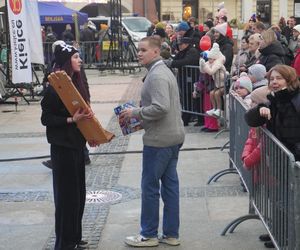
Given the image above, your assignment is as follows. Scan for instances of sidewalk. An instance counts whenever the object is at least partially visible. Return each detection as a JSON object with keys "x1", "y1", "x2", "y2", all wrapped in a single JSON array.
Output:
[{"x1": 0, "y1": 70, "x2": 267, "y2": 250}]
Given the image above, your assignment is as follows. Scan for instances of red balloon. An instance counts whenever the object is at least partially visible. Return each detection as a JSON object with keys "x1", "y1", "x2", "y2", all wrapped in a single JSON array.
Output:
[{"x1": 199, "y1": 35, "x2": 211, "y2": 51}]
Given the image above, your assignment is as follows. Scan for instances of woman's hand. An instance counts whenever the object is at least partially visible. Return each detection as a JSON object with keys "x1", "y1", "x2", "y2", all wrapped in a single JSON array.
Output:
[
  {"x1": 73, "y1": 107, "x2": 94, "y2": 123},
  {"x1": 88, "y1": 140, "x2": 98, "y2": 147},
  {"x1": 259, "y1": 107, "x2": 271, "y2": 120}
]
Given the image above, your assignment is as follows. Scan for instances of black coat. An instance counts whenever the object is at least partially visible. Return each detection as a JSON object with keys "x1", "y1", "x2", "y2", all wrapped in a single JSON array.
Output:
[
  {"x1": 41, "y1": 86, "x2": 86, "y2": 149},
  {"x1": 216, "y1": 35, "x2": 234, "y2": 72},
  {"x1": 245, "y1": 88, "x2": 300, "y2": 160},
  {"x1": 171, "y1": 45, "x2": 200, "y2": 68},
  {"x1": 184, "y1": 28, "x2": 201, "y2": 50},
  {"x1": 258, "y1": 41, "x2": 285, "y2": 71}
]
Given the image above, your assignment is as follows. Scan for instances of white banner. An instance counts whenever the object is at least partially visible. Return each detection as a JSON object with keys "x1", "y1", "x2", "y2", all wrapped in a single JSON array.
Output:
[
  {"x1": 7, "y1": 0, "x2": 32, "y2": 83},
  {"x1": 25, "y1": 0, "x2": 44, "y2": 65}
]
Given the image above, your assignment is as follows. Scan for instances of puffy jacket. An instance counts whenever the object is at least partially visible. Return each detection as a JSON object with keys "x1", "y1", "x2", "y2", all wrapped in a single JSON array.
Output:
[
  {"x1": 244, "y1": 88, "x2": 300, "y2": 161},
  {"x1": 291, "y1": 49, "x2": 300, "y2": 77},
  {"x1": 242, "y1": 128, "x2": 261, "y2": 169},
  {"x1": 257, "y1": 41, "x2": 285, "y2": 71}
]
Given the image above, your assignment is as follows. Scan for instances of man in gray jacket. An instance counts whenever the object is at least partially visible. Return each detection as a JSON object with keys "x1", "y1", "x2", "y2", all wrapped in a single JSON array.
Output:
[{"x1": 120, "y1": 36, "x2": 185, "y2": 247}]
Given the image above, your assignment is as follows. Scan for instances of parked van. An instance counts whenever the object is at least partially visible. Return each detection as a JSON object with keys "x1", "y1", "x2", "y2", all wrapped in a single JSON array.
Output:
[{"x1": 88, "y1": 16, "x2": 151, "y2": 46}]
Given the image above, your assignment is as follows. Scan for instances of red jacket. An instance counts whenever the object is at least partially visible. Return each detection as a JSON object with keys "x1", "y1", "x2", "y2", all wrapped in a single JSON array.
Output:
[
  {"x1": 242, "y1": 128, "x2": 261, "y2": 184},
  {"x1": 226, "y1": 25, "x2": 233, "y2": 39},
  {"x1": 291, "y1": 49, "x2": 300, "y2": 77},
  {"x1": 242, "y1": 128, "x2": 260, "y2": 169}
]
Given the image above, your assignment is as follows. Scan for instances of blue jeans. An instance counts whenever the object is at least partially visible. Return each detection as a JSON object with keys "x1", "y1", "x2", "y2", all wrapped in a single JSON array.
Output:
[{"x1": 140, "y1": 144, "x2": 181, "y2": 238}]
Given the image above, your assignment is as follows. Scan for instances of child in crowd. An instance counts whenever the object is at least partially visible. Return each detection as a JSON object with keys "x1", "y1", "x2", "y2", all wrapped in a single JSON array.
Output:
[
  {"x1": 242, "y1": 85, "x2": 271, "y2": 247},
  {"x1": 248, "y1": 64, "x2": 268, "y2": 90},
  {"x1": 242, "y1": 86, "x2": 270, "y2": 173},
  {"x1": 199, "y1": 43, "x2": 226, "y2": 117},
  {"x1": 233, "y1": 73, "x2": 253, "y2": 108}
]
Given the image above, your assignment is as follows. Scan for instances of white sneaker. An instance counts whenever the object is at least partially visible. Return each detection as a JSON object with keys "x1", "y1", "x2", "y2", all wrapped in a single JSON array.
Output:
[
  {"x1": 206, "y1": 108, "x2": 216, "y2": 116},
  {"x1": 159, "y1": 235, "x2": 180, "y2": 246},
  {"x1": 125, "y1": 234, "x2": 159, "y2": 247},
  {"x1": 212, "y1": 109, "x2": 221, "y2": 117}
]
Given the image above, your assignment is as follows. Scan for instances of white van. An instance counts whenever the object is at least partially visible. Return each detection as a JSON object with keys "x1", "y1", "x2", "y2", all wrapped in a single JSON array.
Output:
[{"x1": 88, "y1": 16, "x2": 151, "y2": 46}]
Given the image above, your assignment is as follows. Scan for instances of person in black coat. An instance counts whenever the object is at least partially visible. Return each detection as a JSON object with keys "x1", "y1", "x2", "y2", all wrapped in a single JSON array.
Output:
[
  {"x1": 244, "y1": 65, "x2": 300, "y2": 161},
  {"x1": 256, "y1": 29, "x2": 286, "y2": 71},
  {"x1": 168, "y1": 37, "x2": 200, "y2": 126},
  {"x1": 61, "y1": 24, "x2": 75, "y2": 43},
  {"x1": 41, "y1": 44, "x2": 95, "y2": 250}
]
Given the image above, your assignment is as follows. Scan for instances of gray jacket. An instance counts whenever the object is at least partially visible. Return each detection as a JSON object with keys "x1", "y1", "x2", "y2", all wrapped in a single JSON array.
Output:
[{"x1": 132, "y1": 58, "x2": 185, "y2": 147}]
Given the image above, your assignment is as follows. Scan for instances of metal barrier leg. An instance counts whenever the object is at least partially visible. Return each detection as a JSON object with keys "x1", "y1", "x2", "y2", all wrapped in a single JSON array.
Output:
[
  {"x1": 207, "y1": 168, "x2": 238, "y2": 184},
  {"x1": 220, "y1": 140, "x2": 230, "y2": 151},
  {"x1": 221, "y1": 214, "x2": 260, "y2": 236},
  {"x1": 214, "y1": 127, "x2": 229, "y2": 139}
]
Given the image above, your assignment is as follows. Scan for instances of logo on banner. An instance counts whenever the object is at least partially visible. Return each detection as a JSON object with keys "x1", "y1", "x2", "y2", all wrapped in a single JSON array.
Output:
[
  {"x1": 7, "y1": 0, "x2": 32, "y2": 83},
  {"x1": 9, "y1": 0, "x2": 22, "y2": 15}
]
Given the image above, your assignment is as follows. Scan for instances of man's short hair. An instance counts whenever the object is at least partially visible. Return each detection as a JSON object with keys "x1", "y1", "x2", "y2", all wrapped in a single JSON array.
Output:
[
  {"x1": 140, "y1": 36, "x2": 161, "y2": 49},
  {"x1": 253, "y1": 21, "x2": 266, "y2": 31}
]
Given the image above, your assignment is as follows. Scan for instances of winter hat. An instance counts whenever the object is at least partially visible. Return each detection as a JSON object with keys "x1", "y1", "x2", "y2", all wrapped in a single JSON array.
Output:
[
  {"x1": 176, "y1": 21, "x2": 190, "y2": 32},
  {"x1": 54, "y1": 43, "x2": 78, "y2": 67},
  {"x1": 204, "y1": 20, "x2": 214, "y2": 29},
  {"x1": 52, "y1": 40, "x2": 66, "y2": 53},
  {"x1": 217, "y1": 2, "x2": 225, "y2": 11},
  {"x1": 207, "y1": 43, "x2": 222, "y2": 59},
  {"x1": 249, "y1": 13, "x2": 257, "y2": 22},
  {"x1": 235, "y1": 75, "x2": 253, "y2": 93},
  {"x1": 153, "y1": 28, "x2": 166, "y2": 38},
  {"x1": 293, "y1": 24, "x2": 300, "y2": 33},
  {"x1": 248, "y1": 64, "x2": 267, "y2": 81},
  {"x1": 214, "y1": 22, "x2": 227, "y2": 36},
  {"x1": 250, "y1": 86, "x2": 270, "y2": 105},
  {"x1": 217, "y1": 8, "x2": 228, "y2": 18}
]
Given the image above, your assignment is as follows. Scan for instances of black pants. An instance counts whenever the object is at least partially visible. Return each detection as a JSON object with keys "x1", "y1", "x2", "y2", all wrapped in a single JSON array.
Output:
[{"x1": 51, "y1": 145, "x2": 86, "y2": 250}]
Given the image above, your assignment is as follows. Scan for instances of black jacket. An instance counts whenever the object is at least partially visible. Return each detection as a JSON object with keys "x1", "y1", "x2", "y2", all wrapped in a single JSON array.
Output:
[
  {"x1": 258, "y1": 41, "x2": 285, "y2": 71},
  {"x1": 171, "y1": 45, "x2": 200, "y2": 68},
  {"x1": 41, "y1": 86, "x2": 86, "y2": 149},
  {"x1": 184, "y1": 28, "x2": 201, "y2": 50},
  {"x1": 245, "y1": 88, "x2": 300, "y2": 160},
  {"x1": 62, "y1": 30, "x2": 75, "y2": 42},
  {"x1": 216, "y1": 35, "x2": 234, "y2": 72}
]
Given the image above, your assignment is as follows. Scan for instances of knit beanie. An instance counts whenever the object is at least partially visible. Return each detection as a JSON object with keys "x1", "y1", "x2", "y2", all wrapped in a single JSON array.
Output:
[
  {"x1": 176, "y1": 21, "x2": 190, "y2": 32},
  {"x1": 153, "y1": 28, "x2": 166, "y2": 38},
  {"x1": 207, "y1": 43, "x2": 222, "y2": 59},
  {"x1": 204, "y1": 20, "x2": 214, "y2": 29},
  {"x1": 293, "y1": 24, "x2": 300, "y2": 33},
  {"x1": 235, "y1": 75, "x2": 253, "y2": 93},
  {"x1": 52, "y1": 40, "x2": 66, "y2": 54},
  {"x1": 248, "y1": 64, "x2": 267, "y2": 81},
  {"x1": 217, "y1": 2, "x2": 225, "y2": 11},
  {"x1": 54, "y1": 44, "x2": 78, "y2": 67},
  {"x1": 250, "y1": 86, "x2": 270, "y2": 105},
  {"x1": 214, "y1": 22, "x2": 227, "y2": 36}
]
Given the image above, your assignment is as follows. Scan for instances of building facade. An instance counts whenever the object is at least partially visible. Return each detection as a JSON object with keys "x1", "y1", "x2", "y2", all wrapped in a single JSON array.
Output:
[{"x1": 158, "y1": 0, "x2": 295, "y2": 26}]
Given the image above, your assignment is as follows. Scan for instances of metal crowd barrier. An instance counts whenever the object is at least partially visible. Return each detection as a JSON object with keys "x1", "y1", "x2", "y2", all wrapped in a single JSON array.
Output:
[
  {"x1": 177, "y1": 65, "x2": 229, "y2": 127},
  {"x1": 43, "y1": 40, "x2": 139, "y2": 70},
  {"x1": 211, "y1": 92, "x2": 300, "y2": 249},
  {"x1": 176, "y1": 65, "x2": 203, "y2": 117}
]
